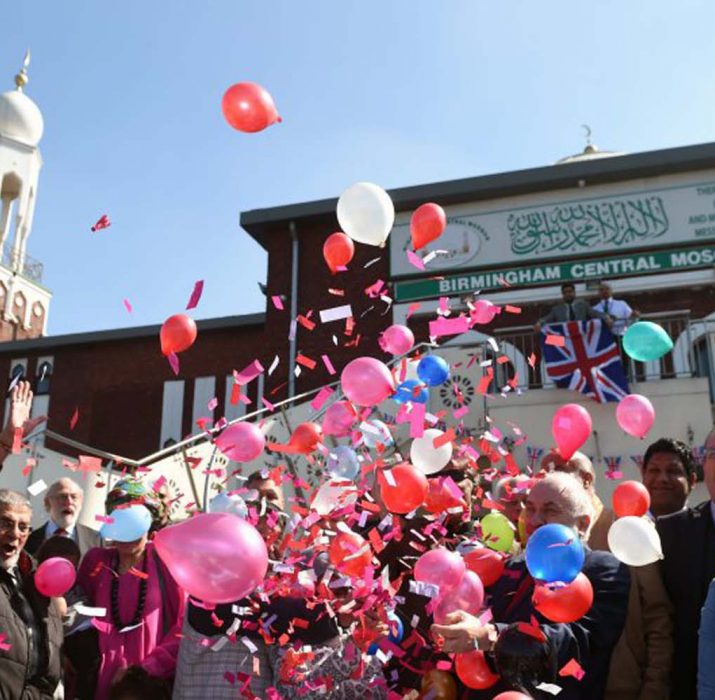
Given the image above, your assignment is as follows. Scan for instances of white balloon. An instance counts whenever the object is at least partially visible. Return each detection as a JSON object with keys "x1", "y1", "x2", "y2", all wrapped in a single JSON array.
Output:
[
  {"x1": 337, "y1": 182, "x2": 395, "y2": 247},
  {"x1": 607, "y1": 516, "x2": 663, "y2": 567},
  {"x1": 208, "y1": 492, "x2": 248, "y2": 519},
  {"x1": 410, "y1": 428, "x2": 453, "y2": 475},
  {"x1": 403, "y1": 359, "x2": 421, "y2": 382}
]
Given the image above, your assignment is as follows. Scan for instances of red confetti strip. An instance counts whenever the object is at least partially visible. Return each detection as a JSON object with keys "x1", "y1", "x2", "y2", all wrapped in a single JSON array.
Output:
[
  {"x1": 70, "y1": 408, "x2": 79, "y2": 431},
  {"x1": 559, "y1": 658, "x2": 585, "y2": 680},
  {"x1": 296, "y1": 354, "x2": 317, "y2": 370},
  {"x1": 505, "y1": 304, "x2": 522, "y2": 313},
  {"x1": 123, "y1": 299, "x2": 133, "y2": 313},
  {"x1": 91, "y1": 214, "x2": 110, "y2": 232},
  {"x1": 545, "y1": 334, "x2": 566, "y2": 347}
]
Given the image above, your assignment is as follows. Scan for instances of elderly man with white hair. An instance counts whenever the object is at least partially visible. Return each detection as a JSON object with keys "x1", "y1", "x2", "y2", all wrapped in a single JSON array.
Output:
[
  {"x1": 432, "y1": 472, "x2": 630, "y2": 699},
  {"x1": 25, "y1": 478, "x2": 101, "y2": 558},
  {"x1": 0, "y1": 488, "x2": 63, "y2": 698}
]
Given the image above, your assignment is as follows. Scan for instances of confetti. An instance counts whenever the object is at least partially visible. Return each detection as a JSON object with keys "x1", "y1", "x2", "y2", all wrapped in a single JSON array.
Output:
[
  {"x1": 28, "y1": 479, "x2": 47, "y2": 496},
  {"x1": 271, "y1": 295, "x2": 284, "y2": 310},
  {"x1": 296, "y1": 354, "x2": 317, "y2": 370},
  {"x1": 429, "y1": 316, "x2": 470, "y2": 338},
  {"x1": 123, "y1": 299, "x2": 133, "y2": 313},
  {"x1": 321, "y1": 354, "x2": 336, "y2": 375},
  {"x1": 186, "y1": 280, "x2": 204, "y2": 310},
  {"x1": 91, "y1": 214, "x2": 111, "y2": 232},
  {"x1": 319, "y1": 305, "x2": 353, "y2": 323},
  {"x1": 406, "y1": 251, "x2": 425, "y2": 271},
  {"x1": 545, "y1": 334, "x2": 566, "y2": 347},
  {"x1": 559, "y1": 658, "x2": 585, "y2": 680},
  {"x1": 310, "y1": 387, "x2": 334, "y2": 411},
  {"x1": 234, "y1": 360, "x2": 264, "y2": 386},
  {"x1": 70, "y1": 407, "x2": 79, "y2": 431},
  {"x1": 167, "y1": 352, "x2": 180, "y2": 375}
]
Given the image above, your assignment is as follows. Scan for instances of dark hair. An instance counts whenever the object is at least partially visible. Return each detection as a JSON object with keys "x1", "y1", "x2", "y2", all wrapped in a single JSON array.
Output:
[
  {"x1": 561, "y1": 282, "x2": 576, "y2": 292},
  {"x1": 36, "y1": 535, "x2": 81, "y2": 564},
  {"x1": 246, "y1": 470, "x2": 272, "y2": 488},
  {"x1": 643, "y1": 438, "x2": 697, "y2": 480},
  {"x1": 494, "y1": 624, "x2": 556, "y2": 695},
  {"x1": 109, "y1": 666, "x2": 171, "y2": 700}
]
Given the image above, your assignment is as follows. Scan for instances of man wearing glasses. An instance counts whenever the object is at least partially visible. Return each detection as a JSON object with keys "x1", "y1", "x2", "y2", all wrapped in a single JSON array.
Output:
[
  {"x1": 0, "y1": 488, "x2": 63, "y2": 698},
  {"x1": 656, "y1": 430, "x2": 715, "y2": 699}
]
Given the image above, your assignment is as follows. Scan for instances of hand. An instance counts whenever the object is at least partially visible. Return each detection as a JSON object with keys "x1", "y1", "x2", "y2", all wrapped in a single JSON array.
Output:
[
  {"x1": 604, "y1": 316, "x2": 614, "y2": 328},
  {"x1": 2, "y1": 381, "x2": 46, "y2": 445},
  {"x1": 430, "y1": 610, "x2": 494, "y2": 654},
  {"x1": 533, "y1": 322, "x2": 542, "y2": 334}
]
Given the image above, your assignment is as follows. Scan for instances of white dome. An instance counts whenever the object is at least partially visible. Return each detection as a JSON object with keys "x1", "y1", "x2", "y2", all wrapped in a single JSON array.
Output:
[{"x1": 0, "y1": 89, "x2": 43, "y2": 147}]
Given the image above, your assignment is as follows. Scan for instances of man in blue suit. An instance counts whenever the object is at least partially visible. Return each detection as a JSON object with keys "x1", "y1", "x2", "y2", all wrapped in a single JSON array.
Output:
[{"x1": 431, "y1": 472, "x2": 630, "y2": 699}]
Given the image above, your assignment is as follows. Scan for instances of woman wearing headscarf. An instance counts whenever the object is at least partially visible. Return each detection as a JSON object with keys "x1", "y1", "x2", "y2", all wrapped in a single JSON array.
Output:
[{"x1": 77, "y1": 477, "x2": 186, "y2": 699}]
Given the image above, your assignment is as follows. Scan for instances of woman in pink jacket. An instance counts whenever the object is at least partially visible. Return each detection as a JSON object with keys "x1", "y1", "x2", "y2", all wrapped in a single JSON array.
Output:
[{"x1": 78, "y1": 478, "x2": 185, "y2": 699}]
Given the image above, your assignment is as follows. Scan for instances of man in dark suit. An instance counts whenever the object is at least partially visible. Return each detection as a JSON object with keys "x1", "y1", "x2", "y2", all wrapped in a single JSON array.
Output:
[
  {"x1": 432, "y1": 472, "x2": 630, "y2": 699},
  {"x1": 657, "y1": 429, "x2": 715, "y2": 700},
  {"x1": 534, "y1": 282, "x2": 612, "y2": 333},
  {"x1": 25, "y1": 478, "x2": 100, "y2": 558}
]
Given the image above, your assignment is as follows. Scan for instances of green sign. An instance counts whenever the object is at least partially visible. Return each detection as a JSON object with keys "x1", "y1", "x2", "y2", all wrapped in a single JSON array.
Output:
[{"x1": 393, "y1": 244, "x2": 715, "y2": 302}]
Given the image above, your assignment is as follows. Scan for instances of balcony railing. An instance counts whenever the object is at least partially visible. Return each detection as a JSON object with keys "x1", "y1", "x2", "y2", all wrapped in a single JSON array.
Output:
[
  {"x1": 0, "y1": 245, "x2": 43, "y2": 284},
  {"x1": 488, "y1": 310, "x2": 715, "y2": 394}
]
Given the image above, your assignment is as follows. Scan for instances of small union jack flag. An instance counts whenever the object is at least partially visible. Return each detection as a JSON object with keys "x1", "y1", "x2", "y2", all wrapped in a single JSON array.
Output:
[
  {"x1": 526, "y1": 446, "x2": 544, "y2": 472},
  {"x1": 604, "y1": 455, "x2": 623, "y2": 480},
  {"x1": 630, "y1": 454, "x2": 644, "y2": 469},
  {"x1": 541, "y1": 320, "x2": 629, "y2": 403}
]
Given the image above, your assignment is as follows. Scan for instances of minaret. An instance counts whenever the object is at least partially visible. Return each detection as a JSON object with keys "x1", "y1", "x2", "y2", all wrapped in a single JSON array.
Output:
[{"x1": 0, "y1": 51, "x2": 51, "y2": 340}]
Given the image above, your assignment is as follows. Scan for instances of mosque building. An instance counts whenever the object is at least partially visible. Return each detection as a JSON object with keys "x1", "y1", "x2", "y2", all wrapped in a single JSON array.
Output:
[{"x1": 0, "y1": 52, "x2": 713, "y2": 521}]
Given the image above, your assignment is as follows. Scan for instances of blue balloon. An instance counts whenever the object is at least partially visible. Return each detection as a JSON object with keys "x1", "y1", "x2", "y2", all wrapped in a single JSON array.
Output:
[
  {"x1": 525, "y1": 523, "x2": 585, "y2": 583},
  {"x1": 368, "y1": 612, "x2": 404, "y2": 655},
  {"x1": 393, "y1": 379, "x2": 428, "y2": 404},
  {"x1": 100, "y1": 504, "x2": 153, "y2": 543},
  {"x1": 417, "y1": 355, "x2": 450, "y2": 386},
  {"x1": 326, "y1": 445, "x2": 361, "y2": 480}
]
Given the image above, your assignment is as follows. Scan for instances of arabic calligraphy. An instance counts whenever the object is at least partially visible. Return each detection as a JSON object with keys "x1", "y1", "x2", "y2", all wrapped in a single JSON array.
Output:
[{"x1": 508, "y1": 195, "x2": 669, "y2": 256}]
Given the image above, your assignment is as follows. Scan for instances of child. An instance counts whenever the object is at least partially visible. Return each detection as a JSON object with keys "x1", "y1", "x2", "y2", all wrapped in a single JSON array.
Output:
[{"x1": 37, "y1": 535, "x2": 100, "y2": 700}]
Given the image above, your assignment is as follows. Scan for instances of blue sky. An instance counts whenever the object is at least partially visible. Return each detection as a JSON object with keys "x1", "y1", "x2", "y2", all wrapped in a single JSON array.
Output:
[{"x1": 3, "y1": 0, "x2": 715, "y2": 335}]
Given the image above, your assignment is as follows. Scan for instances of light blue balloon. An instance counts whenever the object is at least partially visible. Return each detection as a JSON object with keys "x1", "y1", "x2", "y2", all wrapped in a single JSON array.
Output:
[
  {"x1": 417, "y1": 355, "x2": 450, "y2": 386},
  {"x1": 525, "y1": 523, "x2": 585, "y2": 584},
  {"x1": 623, "y1": 321, "x2": 673, "y2": 362},
  {"x1": 361, "y1": 419, "x2": 393, "y2": 448},
  {"x1": 393, "y1": 379, "x2": 428, "y2": 404},
  {"x1": 100, "y1": 504, "x2": 152, "y2": 543},
  {"x1": 208, "y1": 492, "x2": 248, "y2": 519},
  {"x1": 326, "y1": 445, "x2": 360, "y2": 480}
]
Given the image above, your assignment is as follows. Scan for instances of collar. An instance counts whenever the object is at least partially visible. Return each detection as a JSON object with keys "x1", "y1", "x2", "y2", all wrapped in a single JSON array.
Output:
[{"x1": 47, "y1": 520, "x2": 76, "y2": 537}]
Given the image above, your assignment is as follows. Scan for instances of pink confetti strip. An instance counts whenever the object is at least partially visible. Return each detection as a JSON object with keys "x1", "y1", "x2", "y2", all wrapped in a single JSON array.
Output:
[
  {"x1": 123, "y1": 299, "x2": 133, "y2": 313},
  {"x1": 321, "y1": 354, "x2": 336, "y2": 375},
  {"x1": 167, "y1": 352, "x2": 180, "y2": 375},
  {"x1": 95, "y1": 514, "x2": 114, "y2": 524},
  {"x1": 271, "y1": 295, "x2": 284, "y2": 310},
  {"x1": 234, "y1": 359, "x2": 264, "y2": 386},
  {"x1": 429, "y1": 316, "x2": 470, "y2": 338},
  {"x1": 207, "y1": 397, "x2": 218, "y2": 411},
  {"x1": 310, "y1": 387, "x2": 334, "y2": 411},
  {"x1": 406, "y1": 250, "x2": 425, "y2": 271},
  {"x1": 186, "y1": 280, "x2": 204, "y2": 310},
  {"x1": 453, "y1": 405, "x2": 470, "y2": 419},
  {"x1": 406, "y1": 302, "x2": 421, "y2": 320}
]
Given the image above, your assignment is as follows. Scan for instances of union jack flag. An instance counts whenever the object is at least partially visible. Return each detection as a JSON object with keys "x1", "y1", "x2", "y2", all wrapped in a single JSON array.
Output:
[
  {"x1": 541, "y1": 320, "x2": 629, "y2": 403},
  {"x1": 526, "y1": 446, "x2": 544, "y2": 472}
]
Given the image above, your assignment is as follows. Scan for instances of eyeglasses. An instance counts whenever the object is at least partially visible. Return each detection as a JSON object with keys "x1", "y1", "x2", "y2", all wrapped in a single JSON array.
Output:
[{"x1": 0, "y1": 517, "x2": 30, "y2": 536}]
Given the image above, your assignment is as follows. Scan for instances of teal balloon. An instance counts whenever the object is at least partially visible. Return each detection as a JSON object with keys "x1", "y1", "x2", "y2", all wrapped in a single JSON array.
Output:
[{"x1": 623, "y1": 321, "x2": 673, "y2": 362}]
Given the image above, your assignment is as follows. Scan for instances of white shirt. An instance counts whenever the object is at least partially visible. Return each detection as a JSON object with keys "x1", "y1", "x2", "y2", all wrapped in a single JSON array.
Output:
[
  {"x1": 46, "y1": 519, "x2": 78, "y2": 542},
  {"x1": 593, "y1": 297, "x2": 633, "y2": 335}
]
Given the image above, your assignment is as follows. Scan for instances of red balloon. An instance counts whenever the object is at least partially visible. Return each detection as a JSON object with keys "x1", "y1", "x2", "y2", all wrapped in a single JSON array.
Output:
[
  {"x1": 410, "y1": 203, "x2": 447, "y2": 251},
  {"x1": 424, "y1": 476, "x2": 464, "y2": 514},
  {"x1": 454, "y1": 649, "x2": 499, "y2": 690},
  {"x1": 160, "y1": 314, "x2": 197, "y2": 355},
  {"x1": 463, "y1": 546, "x2": 506, "y2": 587},
  {"x1": 329, "y1": 530, "x2": 372, "y2": 578},
  {"x1": 288, "y1": 422, "x2": 323, "y2": 455},
  {"x1": 551, "y1": 403, "x2": 592, "y2": 460},
  {"x1": 612, "y1": 480, "x2": 651, "y2": 518},
  {"x1": 221, "y1": 82, "x2": 281, "y2": 133},
  {"x1": 378, "y1": 462, "x2": 428, "y2": 514},
  {"x1": 533, "y1": 572, "x2": 594, "y2": 623},
  {"x1": 323, "y1": 232, "x2": 355, "y2": 273}
]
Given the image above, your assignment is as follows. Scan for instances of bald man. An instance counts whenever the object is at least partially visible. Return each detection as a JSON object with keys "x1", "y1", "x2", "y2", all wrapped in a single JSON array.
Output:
[
  {"x1": 539, "y1": 450, "x2": 615, "y2": 551},
  {"x1": 25, "y1": 478, "x2": 100, "y2": 558}
]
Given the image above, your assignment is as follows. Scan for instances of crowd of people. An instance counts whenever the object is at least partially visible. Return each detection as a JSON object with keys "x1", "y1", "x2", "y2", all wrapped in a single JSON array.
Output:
[{"x1": 0, "y1": 380, "x2": 714, "y2": 700}]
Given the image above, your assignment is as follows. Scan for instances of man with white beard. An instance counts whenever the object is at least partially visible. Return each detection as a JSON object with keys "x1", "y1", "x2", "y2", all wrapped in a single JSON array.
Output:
[
  {"x1": 25, "y1": 478, "x2": 100, "y2": 558},
  {"x1": 0, "y1": 489, "x2": 63, "y2": 698}
]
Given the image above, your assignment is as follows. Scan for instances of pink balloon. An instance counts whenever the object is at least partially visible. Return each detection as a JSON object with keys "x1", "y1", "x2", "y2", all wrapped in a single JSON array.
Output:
[
  {"x1": 414, "y1": 547, "x2": 465, "y2": 592},
  {"x1": 341, "y1": 357, "x2": 395, "y2": 407},
  {"x1": 552, "y1": 404, "x2": 592, "y2": 460},
  {"x1": 322, "y1": 400, "x2": 358, "y2": 437},
  {"x1": 379, "y1": 324, "x2": 415, "y2": 356},
  {"x1": 433, "y1": 570, "x2": 485, "y2": 624},
  {"x1": 616, "y1": 394, "x2": 655, "y2": 439},
  {"x1": 470, "y1": 300, "x2": 499, "y2": 325},
  {"x1": 215, "y1": 422, "x2": 265, "y2": 462},
  {"x1": 35, "y1": 557, "x2": 76, "y2": 597},
  {"x1": 155, "y1": 513, "x2": 267, "y2": 604}
]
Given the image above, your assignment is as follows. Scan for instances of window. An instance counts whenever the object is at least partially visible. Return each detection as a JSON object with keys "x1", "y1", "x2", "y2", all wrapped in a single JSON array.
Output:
[
  {"x1": 160, "y1": 381, "x2": 185, "y2": 448},
  {"x1": 35, "y1": 357, "x2": 53, "y2": 395}
]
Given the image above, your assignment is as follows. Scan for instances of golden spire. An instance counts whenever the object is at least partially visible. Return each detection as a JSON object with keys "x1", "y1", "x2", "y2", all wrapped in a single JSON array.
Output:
[{"x1": 14, "y1": 49, "x2": 30, "y2": 92}]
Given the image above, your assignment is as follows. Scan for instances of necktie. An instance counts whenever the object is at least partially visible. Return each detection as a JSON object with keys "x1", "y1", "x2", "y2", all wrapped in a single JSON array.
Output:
[
  {"x1": 55, "y1": 528, "x2": 67, "y2": 537},
  {"x1": 604, "y1": 299, "x2": 610, "y2": 315},
  {"x1": 567, "y1": 303, "x2": 575, "y2": 321}
]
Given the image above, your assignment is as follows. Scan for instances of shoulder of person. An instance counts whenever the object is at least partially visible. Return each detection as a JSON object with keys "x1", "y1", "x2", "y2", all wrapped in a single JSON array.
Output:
[
  {"x1": 584, "y1": 549, "x2": 630, "y2": 582},
  {"x1": 657, "y1": 501, "x2": 709, "y2": 531}
]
